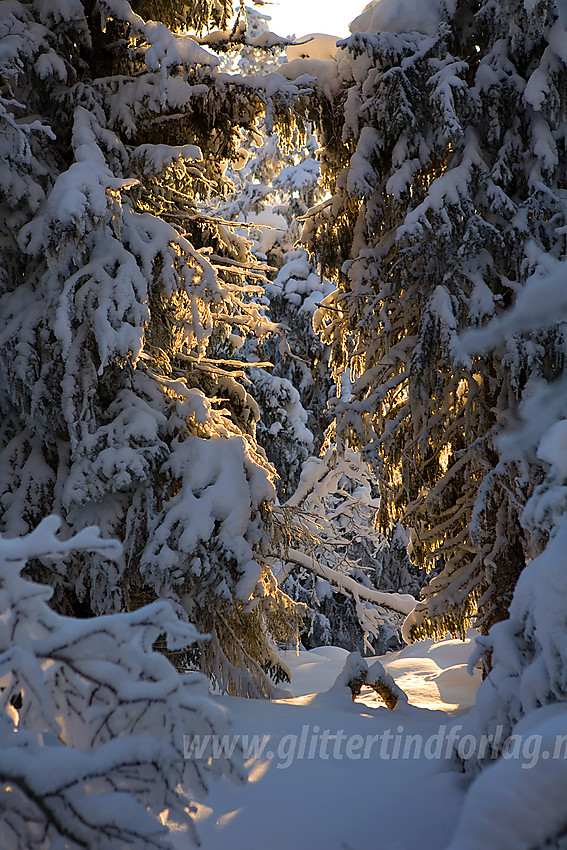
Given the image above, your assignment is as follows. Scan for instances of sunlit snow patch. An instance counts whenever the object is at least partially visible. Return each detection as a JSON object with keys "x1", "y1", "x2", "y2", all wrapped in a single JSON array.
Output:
[{"x1": 282, "y1": 635, "x2": 481, "y2": 714}]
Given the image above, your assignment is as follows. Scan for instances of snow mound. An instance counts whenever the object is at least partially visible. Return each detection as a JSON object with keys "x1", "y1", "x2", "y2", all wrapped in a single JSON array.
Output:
[
  {"x1": 282, "y1": 635, "x2": 481, "y2": 713},
  {"x1": 447, "y1": 706, "x2": 567, "y2": 850}
]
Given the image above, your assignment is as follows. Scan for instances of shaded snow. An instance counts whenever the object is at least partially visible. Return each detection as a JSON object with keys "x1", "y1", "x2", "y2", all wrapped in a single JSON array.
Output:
[
  {"x1": 448, "y1": 706, "x2": 567, "y2": 850},
  {"x1": 174, "y1": 636, "x2": 481, "y2": 850},
  {"x1": 537, "y1": 420, "x2": 567, "y2": 477},
  {"x1": 557, "y1": 0, "x2": 567, "y2": 27}
]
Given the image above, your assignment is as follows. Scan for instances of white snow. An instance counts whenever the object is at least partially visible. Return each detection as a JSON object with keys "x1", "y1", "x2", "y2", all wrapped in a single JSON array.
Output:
[
  {"x1": 556, "y1": 0, "x2": 567, "y2": 27},
  {"x1": 537, "y1": 420, "x2": 567, "y2": 477},
  {"x1": 350, "y1": 0, "x2": 457, "y2": 36},
  {"x1": 245, "y1": 209, "x2": 288, "y2": 254},
  {"x1": 462, "y1": 258, "x2": 567, "y2": 354},
  {"x1": 174, "y1": 635, "x2": 482, "y2": 850},
  {"x1": 447, "y1": 706, "x2": 567, "y2": 850},
  {"x1": 286, "y1": 34, "x2": 340, "y2": 61},
  {"x1": 279, "y1": 57, "x2": 342, "y2": 99},
  {"x1": 282, "y1": 637, "x2": 481, "y2": 713}
]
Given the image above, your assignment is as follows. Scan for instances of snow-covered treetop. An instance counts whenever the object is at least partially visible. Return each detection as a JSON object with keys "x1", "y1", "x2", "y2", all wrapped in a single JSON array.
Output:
[{"x1": 349, "y1": 0, "x2": 457, "y2": 36}]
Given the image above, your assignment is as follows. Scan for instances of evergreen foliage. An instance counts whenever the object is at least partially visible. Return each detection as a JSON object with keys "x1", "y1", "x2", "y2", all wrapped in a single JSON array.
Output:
[
  {"x1": 215, "y1": 29, "x2": 335, "y2": 498},
  {"x1": 0, "y1": 517, "x2": 240, "y2": 849},
  {"x1": 448, "y1": 257, "x2": 567, "y2": 847},
  {"x1": 272, "y1": 450, "x2": 417, "y2": 653},
  {"x1": 292, "y1": 0, "x2": 567, "y2": 640},
  {"x1": 0, "y1": 0, "x2": 307, "y2": 696},
  {"x1": 203, "y1": 23, "x2": 422, "y2": 653}
]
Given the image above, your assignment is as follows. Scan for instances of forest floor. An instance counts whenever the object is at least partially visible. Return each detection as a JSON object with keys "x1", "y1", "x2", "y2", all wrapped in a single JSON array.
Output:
[{"x1": 173, "y1": 637, "x2": 482, "y2": 849}]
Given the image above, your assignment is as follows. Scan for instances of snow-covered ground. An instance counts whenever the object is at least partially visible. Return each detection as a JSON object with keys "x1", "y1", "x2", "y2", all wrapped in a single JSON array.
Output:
[{"x1": 174, "y1": 637, "x2": 482, "y2": 849}]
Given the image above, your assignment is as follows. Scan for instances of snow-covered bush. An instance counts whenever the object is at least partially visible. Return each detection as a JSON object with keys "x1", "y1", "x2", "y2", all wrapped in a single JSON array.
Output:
[{"x1": 0, "y1": 517, "x2": 241, "y2": 849}]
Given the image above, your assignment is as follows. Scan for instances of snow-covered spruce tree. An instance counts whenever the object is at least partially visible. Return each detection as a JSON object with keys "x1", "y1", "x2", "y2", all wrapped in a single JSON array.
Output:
[
  {"x1": 237, "y1": 252, "x2": 336, "y2": 499},
  {"x1": 203, "y1": 22, "x2": 419, "y2": 652},
  {"x1": 285, "y1": 0, "x2": 567, "y2": 641},
  {"x1": 0, "y1": 517, "x2": 242, "y2": 849},
  {"x1": 0, "y1": 0, "x2": 309, "y2": 695},
  {"x1": 215, "y1": 134, "x2": 335, "y2": 499},
  {"x1": 199, "y1": 18, "x2": 424, "y2": 652},
  {"x1": 437, "y1": 258, "x2": 567, "y2": 846},
  {"x1": 213, "y1": 27, "x2": 336, "y2": 499}
]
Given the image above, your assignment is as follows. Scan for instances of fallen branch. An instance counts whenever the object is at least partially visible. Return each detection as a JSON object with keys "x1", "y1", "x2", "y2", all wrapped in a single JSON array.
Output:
[
  {"x1": 367, "y1": 659, "x2": 408, "y2": 711},
  {"x1": 332, "y1": 652, "x2": 409, "y2": 710}
]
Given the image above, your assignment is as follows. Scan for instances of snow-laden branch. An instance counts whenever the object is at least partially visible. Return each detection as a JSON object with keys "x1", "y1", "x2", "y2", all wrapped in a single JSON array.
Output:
[
  {"x1": 274, "y1": 452, "x2": 418, "y2": 632},
  {"x1": 273, "y1": 548, "x2": 416, "y2": 616},
  {"x1": 0, "y1": 515, "x2": 122, "y2": 565},
  {"x1": 0, "y1": 518, "x2": 241, "y2": 850}
]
